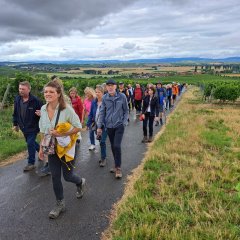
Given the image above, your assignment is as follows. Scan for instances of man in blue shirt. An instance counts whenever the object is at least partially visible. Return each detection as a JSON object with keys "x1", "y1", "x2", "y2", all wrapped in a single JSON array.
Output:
[{"x1": 97, "y1": 79, "x2": 129, "y2": 179}]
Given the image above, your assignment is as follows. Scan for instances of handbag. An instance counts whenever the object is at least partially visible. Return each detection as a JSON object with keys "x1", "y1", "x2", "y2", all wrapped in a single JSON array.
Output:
[
  {"x1": 42, "y1": 109, "x2": 61, "y2": 155},
  {"x1": 139, "y1": 114, "x2": 144, "y2": 121},
  {"x1": 90, "y1": 121, "x2": 97, "y2": 131}
]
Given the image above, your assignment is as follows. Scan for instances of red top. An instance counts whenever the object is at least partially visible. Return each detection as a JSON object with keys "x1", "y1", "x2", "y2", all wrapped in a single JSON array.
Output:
[{"x1": 70, "y1": 96, "x2": 83, "y2": 122}]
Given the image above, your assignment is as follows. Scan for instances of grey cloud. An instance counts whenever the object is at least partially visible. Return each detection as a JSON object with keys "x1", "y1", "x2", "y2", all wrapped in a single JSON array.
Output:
[
  {"x1": 122, "y1": 42, "x2": 137, "y2": 49},
  {"x1": 0, "y1": 0, "x2": 139, "y2": 42}
]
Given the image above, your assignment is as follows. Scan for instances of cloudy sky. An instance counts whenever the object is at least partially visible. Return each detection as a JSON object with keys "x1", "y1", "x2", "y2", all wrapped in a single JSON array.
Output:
[{"x1": 0, "y1": 0, "x2": 240, "y2": 61}]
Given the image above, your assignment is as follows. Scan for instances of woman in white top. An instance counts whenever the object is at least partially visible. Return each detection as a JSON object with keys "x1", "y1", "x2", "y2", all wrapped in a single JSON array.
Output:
[{"x1": 38, "y1": 80, "x2": 86, "y2": 219}]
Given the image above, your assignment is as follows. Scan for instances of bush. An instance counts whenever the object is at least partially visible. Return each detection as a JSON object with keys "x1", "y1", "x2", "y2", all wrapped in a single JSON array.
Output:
[{"x1": 213, "y1": 85, "x2": 239, "y2": 102}]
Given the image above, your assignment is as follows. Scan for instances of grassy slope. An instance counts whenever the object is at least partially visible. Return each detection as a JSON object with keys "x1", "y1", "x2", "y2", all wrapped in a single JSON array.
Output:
[
  {"x1": 103, "y1": 87, "x2": 240, "y2": 240},
  {"x1": 0, "y1": 107, "x2": 27, "y2": 161}
]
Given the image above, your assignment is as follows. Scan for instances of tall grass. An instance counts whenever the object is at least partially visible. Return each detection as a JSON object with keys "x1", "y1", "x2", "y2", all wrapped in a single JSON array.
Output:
[
  {"x1": 103, "y1": 87, "x2": 240, "y2": 240},
  {"x1": 0, "y1": 107, "x2": 26, "y2": 161}
]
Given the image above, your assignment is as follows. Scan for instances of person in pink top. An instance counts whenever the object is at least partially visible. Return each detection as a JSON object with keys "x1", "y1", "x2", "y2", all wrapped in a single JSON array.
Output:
[{"x1": 83, "y1": 87, "x2": 96, "y2": 150}]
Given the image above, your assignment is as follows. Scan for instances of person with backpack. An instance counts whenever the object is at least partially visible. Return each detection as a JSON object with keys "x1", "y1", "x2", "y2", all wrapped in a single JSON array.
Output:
[{"x1": 155, "y1": 82, "x2": 166, "y2": 126}]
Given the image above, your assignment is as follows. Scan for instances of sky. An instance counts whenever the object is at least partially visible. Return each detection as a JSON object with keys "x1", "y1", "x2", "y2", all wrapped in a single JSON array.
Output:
[{"x1": 0, "y1": 0, "x2": 240, "y2": 61}]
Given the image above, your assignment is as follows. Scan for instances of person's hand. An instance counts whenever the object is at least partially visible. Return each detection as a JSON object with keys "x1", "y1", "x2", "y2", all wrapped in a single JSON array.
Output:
[
  {"x1": 38, "y1": 148, "x2": 44, "y2": 161},
  {"x1": 35, "y1": 110, "x2": 41, "y2": 117},
  {"x1": 12, "y1": 126, "x2": 19, "y2": 132},
  {"x1": 49, "y1": 129, "x2": 61, "y2": 137},
  {"x1": 142, "y1": 114, "x2": 145, "y2": 120},
  {"x1": 154, "y1": 117, "x2": 158, "y2": 122},
  {"x1": 97, "y1": 128, "x2": 102, "y2": 136}
]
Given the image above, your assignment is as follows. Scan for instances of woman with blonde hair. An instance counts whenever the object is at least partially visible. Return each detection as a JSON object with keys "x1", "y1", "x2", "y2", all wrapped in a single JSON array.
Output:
[
  {"x1": 83, "y1": 87, "x2": 96, "y2": 150},
  {"x1": 87, "y1": 85, "x2": 108, "y2": 166},
  {"x1": 38, "y1": 80, "x2": 86, "y2": 219}
]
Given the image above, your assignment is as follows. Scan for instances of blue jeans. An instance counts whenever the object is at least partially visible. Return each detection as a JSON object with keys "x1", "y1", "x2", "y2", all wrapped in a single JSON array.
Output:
[
  {"x1": 23, "y1": 133, "x2": 39, "y2": 165},
  {"x1": 99, "y1": 129, "x2": 108, "y2": 160},
  {"x1": 89, "y1": 129, "x2": 95, "y2": 145},
  {"x1": 107, "y1": 125, "x2": 125, "y2": 168},
  {"x1": 48, "y1": 154, "x2": 81, "y2": 200}
]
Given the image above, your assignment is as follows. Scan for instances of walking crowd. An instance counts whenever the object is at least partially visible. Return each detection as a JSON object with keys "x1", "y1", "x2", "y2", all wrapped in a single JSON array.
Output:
[{"x1": 12, "y1": 77, "x2": 186, "y2": 219}]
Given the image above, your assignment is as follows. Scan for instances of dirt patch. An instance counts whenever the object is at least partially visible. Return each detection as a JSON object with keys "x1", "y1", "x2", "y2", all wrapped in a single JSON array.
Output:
[{"x1": 0, "y1": 151, "x2": 27, "y2": 167}]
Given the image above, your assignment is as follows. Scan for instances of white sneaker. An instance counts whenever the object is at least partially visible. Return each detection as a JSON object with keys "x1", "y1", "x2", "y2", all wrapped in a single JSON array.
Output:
[{"x1": 88, "y1": 144, "x2": 95, "y2": 151}]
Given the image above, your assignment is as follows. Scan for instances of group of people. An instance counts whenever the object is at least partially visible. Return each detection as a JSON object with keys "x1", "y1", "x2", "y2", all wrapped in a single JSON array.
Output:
[{"x1": 12, "y1": 76, "x2": 185, "y2": 219}]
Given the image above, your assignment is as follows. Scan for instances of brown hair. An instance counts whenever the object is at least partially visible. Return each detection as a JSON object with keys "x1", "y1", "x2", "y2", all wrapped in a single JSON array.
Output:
[
  {"x1": 19, "y1": 81, "x2": 31, "y2": 90},
  {"x1": 44, "y1": 81, "x2": 66, "y2": 110},
  {"x1": 148, "y1": 86, "x2": 156, "y2": 94},
  {"x1": 69, "y1": 87, "x2": 78, "y2": 95}
]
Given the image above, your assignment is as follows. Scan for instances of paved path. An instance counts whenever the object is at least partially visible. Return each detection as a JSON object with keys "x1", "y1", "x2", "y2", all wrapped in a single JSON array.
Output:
[{"x1": 0, "y1": 110, "x2": 168, "y2": 240}]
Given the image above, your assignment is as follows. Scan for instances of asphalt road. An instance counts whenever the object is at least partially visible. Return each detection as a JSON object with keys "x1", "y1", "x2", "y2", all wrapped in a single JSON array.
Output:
[{"x1": 0, "y1": 110, "x2": 164, "y2": 240}]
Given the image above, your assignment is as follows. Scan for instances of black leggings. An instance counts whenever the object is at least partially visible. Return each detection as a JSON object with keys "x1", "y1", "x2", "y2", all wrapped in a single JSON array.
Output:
[
  {"x1": 143, "y1": 113, "x2": 154, "y2": 137},
  {"x1": 48, "y1": 154, "x2": 81, "y2": 200}
]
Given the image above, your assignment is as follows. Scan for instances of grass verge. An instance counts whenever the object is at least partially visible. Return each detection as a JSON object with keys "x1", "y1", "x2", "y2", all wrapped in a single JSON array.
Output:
[
  {"x1": 103, "y1": 87, "x2": 240, "y2": 240},
  {"x1": 0, "y1": 107, "x2": 27, "y2": 161}
]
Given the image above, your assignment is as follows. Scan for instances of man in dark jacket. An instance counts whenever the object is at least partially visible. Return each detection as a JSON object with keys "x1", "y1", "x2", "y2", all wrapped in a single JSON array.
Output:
[{"x1": 13, "y1": 81, "x2": 42, "y2": 172}]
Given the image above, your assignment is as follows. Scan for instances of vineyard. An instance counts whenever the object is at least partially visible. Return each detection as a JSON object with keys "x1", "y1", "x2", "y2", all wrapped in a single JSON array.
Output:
[{"x1": 0, "y1": 72, "x2": 240, "y2": 108}]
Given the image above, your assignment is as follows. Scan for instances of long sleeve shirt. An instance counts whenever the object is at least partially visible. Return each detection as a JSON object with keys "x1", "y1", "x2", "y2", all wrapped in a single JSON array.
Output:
[{"x1": 97, "y1": 91, "x2": 129, "y2": 129}]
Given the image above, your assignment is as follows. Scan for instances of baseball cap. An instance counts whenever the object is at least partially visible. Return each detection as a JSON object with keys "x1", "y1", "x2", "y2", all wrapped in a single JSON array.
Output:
[{"x1": 106, "y1": 79, "x2": 117, "y2": 85}]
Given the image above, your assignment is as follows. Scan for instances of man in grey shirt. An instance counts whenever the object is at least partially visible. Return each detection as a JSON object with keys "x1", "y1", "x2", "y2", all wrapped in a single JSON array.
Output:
[{"x1": 97, "y1": 79, "x2": 129, "y2": 179}]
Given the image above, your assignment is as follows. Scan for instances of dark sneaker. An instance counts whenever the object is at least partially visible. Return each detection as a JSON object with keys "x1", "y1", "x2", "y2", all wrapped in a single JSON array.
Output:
[
  {"x1": 23, "y1": 164, "x2": 35, "y2": 172},
  {"x1": 39, "y1": 163, "x2": 51, "y2": 177},
  {"x1": 49, "y1": 200, "x2": 65, "y2": 219},
  {"x1": 160, "y1": 118, "x2": 163, "y2": 125},
  {"x1": 99, "y1": 159, "x2": 106, "y2": 167},
  {"x1": 142, "y1": 136, "x2": 148, "y2": 143},
  {"x1": 76, "y1": 178, "x2": 86, "y2": 199},
  {"x1": 115, "y1": 168, "x2": 122, "y2": 179}
]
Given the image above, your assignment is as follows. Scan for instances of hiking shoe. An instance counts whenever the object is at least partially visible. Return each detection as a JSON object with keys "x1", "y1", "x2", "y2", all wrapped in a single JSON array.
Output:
[
  {"x1": 115, "y1": 168, "x2": 122, "y2": 179},
  {"x1": 23, "y1": 164, "x2": 36, "y2": 172},
  {"x1": 110, "y1": 167, "x2": 116, "y2": 173},
  {"x1": 99, "y1": 159, "x2": 106, "y2": 167},
  {"x1": 88, "y1": 145, "x2": 95, "y2": 151},
  {"x1": 76, "y1": 178, "x2": 86, "y2": 199},
  {"x1": 142, "y1": 136, "x2": 148, "y2": 143},
  {"x1": 39, "y1": 163, "x2": 51, "y2": 177},
  {"x1": 49, "y1": 200, "x2": 65, "y2": 219},
  {"x1": 148, "y1": 136, "x2": 153, "y2": 142}
]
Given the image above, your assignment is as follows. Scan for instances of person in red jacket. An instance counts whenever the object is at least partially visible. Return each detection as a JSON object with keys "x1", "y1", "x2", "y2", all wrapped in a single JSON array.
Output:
[
  {"x1": 133, "y1": 83, "x2": 144, "y2": 115},
  {"x1": 69, "y1": 87, "x2": 84, "y2": 124}
]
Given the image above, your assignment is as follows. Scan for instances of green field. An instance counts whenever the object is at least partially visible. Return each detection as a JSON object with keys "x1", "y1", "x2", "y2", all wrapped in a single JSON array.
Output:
[{"x1": 104, "y1": 87, "x2": 240, "y2": 239}]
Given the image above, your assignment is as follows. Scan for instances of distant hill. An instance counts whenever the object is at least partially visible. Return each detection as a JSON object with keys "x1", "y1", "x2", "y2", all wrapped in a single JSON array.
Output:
[{"x1": 1, "y1": 57, "x2": 240, "y2": 65}]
